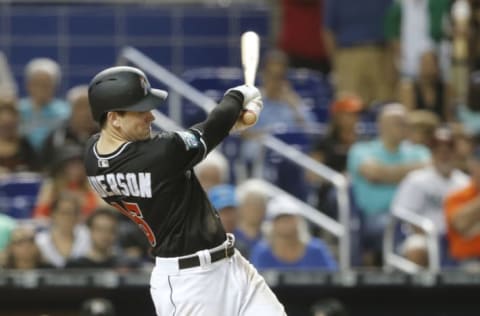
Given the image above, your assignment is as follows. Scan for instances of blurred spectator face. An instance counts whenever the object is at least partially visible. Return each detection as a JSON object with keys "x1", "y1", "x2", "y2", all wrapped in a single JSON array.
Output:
[
  {"x1": 433, "y1": 141, "x2": 456, "y2": 174},
  {"x1": 63, "y1": 158, "x2": 87, "y2": 184},
  {"x1": 52, "y1": 196, "x2": 80, "y2": 233},
  {"x1": 219, "y1": 207, "x2": 237, "y2": 233},
  {"x1": 239, "y1": 194, "x2": 266, "y2": 227},
  {"x1": 335, "y1": 112, "x2": 359, "y2": 132},
  {"x1": 90, "y1": 213, "x2": 118, "y2": 252},
  {"x1": 401, "y1": 234, "x2": 429, "y2": 268},
  {"x1": 197, "y1": 165, "x2": 223, "y2": 191},
  {"x1": 7, "y1": 227, "x2": 40, "y2": 269},
  {"x1": 406, "y1": 110, "x2": 439, "y2": 146},
  {"x1": 404, "y1": 246, "x2": 429, "y2": 267},
  {"x1": 379, "y1": 105, "x2": 407, "y2": 145},
  {"x1": 0, "y1": 99, "x2": 19, "y2": 139},
  {"x1": 70, "y1": 92, "x2": 97, "y2": 135},
  {"x1": 430, "y1": 128, "x2": 456, "y2": 175},
  {"x1": 330, "y1": 95, "x2": 362, "y2": 143},
  {"x1": 272, "y1": 214, "x2": 299, "y2": 240},
  {"x1": 27, "y1": 70, "x2": 56, "y2": 106},
  {"x1": 454, "y1": 133, "x2": 474, "y2": 160},
  {"x1": 419, "y1": 51, "x2": 439, "y2": 81}
]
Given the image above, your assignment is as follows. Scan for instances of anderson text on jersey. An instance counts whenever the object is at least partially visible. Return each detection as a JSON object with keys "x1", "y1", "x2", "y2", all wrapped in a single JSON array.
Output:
[{"x1": 88, "y1": 173, "x2": 152, "y2": 198}]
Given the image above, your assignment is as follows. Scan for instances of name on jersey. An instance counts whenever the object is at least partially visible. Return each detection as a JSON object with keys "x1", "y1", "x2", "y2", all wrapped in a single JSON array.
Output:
[{"x1": 88, "y1": 173, "x2": 152, "y2": 198}]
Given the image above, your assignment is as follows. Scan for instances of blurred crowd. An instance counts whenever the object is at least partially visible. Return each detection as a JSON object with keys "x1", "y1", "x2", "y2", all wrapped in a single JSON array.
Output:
[{"x1": 1, "y1": 3, "x2": 480, "y2": 305}]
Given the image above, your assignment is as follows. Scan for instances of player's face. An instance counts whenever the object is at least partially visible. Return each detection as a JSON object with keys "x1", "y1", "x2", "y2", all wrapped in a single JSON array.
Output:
[{"x1": 117, "y1": 111, "x2": 155, "y2": 141}]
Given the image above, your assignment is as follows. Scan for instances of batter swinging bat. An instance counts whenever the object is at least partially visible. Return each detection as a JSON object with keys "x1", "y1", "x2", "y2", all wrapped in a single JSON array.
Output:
[{"x1": 241, "y1": 31, "x2": 260, "y2": 125}]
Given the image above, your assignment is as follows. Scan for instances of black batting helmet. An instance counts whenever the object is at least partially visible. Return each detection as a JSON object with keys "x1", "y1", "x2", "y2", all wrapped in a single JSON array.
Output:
[{"x1": 88, "y1": 66, "x2": 168, "y2": 122}]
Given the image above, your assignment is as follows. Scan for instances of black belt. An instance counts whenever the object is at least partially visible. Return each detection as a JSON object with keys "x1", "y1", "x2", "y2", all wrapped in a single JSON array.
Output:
[{"x1": 178, "y1": 244, "x2": 235, "y2": 270}]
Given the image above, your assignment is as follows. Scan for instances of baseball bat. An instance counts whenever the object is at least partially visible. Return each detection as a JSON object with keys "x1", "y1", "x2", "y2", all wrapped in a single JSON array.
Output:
[{"x1": 241, "y1": 31, "x2": 260, "y2": 125}]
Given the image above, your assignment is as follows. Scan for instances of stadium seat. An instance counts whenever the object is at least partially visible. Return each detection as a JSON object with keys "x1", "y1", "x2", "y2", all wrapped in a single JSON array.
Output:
[{"x1": 0, "y1": 173, "x2": 43, "y2": 219}]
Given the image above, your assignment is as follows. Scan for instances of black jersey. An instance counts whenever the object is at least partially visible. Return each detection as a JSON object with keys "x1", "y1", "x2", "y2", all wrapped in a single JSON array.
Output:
[{"x1": 84, "y1": 91, "x2": 244, "y2": 257}]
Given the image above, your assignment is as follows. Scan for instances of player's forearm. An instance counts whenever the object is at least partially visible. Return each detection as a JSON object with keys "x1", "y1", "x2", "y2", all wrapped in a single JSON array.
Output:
[{"x1": 191, "y1": 91, "x2": 243, "y2": 151}]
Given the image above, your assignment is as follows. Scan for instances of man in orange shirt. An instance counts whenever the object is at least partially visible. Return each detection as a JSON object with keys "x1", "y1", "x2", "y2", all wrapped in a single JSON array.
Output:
[{"x1": 445, "y1": 146, "x2": 480, "y2": 260}]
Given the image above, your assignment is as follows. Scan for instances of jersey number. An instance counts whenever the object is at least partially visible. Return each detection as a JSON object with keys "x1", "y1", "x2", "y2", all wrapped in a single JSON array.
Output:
[{"x1": 110, "y1": 201, "x2": 157, "y2": 247}]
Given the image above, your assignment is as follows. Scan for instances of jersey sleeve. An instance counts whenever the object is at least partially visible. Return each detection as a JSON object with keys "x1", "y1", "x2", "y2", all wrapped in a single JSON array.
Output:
[{"x1": 151, "y1": 129, "x2": 207, "y2": 173}]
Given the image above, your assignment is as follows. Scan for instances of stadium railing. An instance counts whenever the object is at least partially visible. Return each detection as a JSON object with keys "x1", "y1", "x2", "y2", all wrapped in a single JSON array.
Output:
[
  {"x1": 118, "y1": 46, "x2": 352, "y2": 272},
  {"x1": 383, "y1": 206, "x2": 440, "y2": 274}
]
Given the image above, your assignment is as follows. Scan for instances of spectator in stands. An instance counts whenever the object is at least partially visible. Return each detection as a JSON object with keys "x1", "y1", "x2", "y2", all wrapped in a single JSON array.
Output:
[
  {"x1": 398, "y1": 51, "x2": 453, "y2": 121},
  {"x1": 42, "y1": 85, "x2": 98, "y2": 168},
  {"x1": 348, "y1": 103, "x2": 431, "y2": 265},
  {"x1": 34, "y1": 144, "x2": 103, "y2": 219},
  {"x1": 250, "y1": 195, "x2": 337, "y2": 271},
  {"x1": 445, "y1": 144, "x2": 480, "y2": 264},
  {"x1": 0, "y1": 51, "x2": 17, "y2": 99},
  {"x1": 307, "y1": 94, "x2": 363, "y2": 218},
  {"x1": 35, "y1": 193, "x2": 90, "y2": 268},
  {"x1": 309, "y1": 94, "x2": 363, "y2": 174},
  {"x1": 66, "y1": 208, "x2": 132, "y2": 269},
  {"x1": 18, "y1": 58, "x2": 70, "y2": 151},
  {"x1": 194, "y1": 150, "x2": 229, "y2": 191},
  {"x1": 235, "y1": 179, "x2": 269, "y2": 258},
  {"x1": 241, "y1": 50, "x2": 314, "y2": 198},
  {"x1": 324, "y1": 0, "x2": 393, "y2": 105},
  {"x1": 405, "y1": 109, "x2": 440, "y2": 146},
  {"x1": 3, "y1": 224, "x2": 52, "y2": 269},
  {"x1": 117, "y1": 218, "x2": 152, "y2": 267},
  {"x1": 208, "y1": 184, "x2": 251, "y2": 256},
  {"x1": 208, "y1": 184, "x2": 238, "y2": 234},
  {"x1": 0, "y1": 95, "x2": 39, "y2": 173},
  {"x1": 385, "y1": 0, "x2": 451, "y2": 80},
  {"x1": 275, "y1": 0, "x2": 330, "y2": 73},
  {"x1": 457, "y1": 71, "x2": 480, "y2": 136},
  {"x1": 450, "y1": 122, "x2": 474, "y2": 174},
  {"x1": 399, "y1": 233, "x2": 429, "y2": 268},
  {"x1": 253, "y1": 50, "x2": 314, "y2": 133},
  {"x1": 392, "y1": 126, "x2": 469, "y2": 266}
]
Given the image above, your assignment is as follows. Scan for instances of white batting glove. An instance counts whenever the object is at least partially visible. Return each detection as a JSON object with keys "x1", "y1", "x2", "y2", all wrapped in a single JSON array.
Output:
[
  {"x1": 226, "y1": 85, "x2": 263, "y2": 110},
  {"x1": 226, "y1": 85, "x2": 263, "y2": 133}
]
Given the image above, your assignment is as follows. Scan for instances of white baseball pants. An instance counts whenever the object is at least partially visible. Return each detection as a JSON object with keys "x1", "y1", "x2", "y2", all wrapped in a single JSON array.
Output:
[{"x1": 150, "y1": 237, "x2": 286, "y2": 316}]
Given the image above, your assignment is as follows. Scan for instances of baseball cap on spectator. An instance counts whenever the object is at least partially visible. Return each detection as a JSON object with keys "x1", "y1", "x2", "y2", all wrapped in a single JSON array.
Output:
[
  {"x1": 266, "y1": 195, "x2": 299, "y2": 220},
  {"x1": 208, "y1": 184, "x2": 238, "y2": 211},
  {"x1": 330, "y1": 94, "x2": 363, "y2": 114}
]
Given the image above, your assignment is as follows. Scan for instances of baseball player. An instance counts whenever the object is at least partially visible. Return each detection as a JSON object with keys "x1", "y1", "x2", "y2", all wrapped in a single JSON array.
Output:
[{"x1": 84, "y1": 66, "x2": 286, "y2": 316}]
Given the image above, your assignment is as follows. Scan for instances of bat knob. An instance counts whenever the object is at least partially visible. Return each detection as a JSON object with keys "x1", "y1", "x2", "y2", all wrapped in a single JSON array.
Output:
[{"x1": 242, "y1": 110, "x2": 257, "y2": 125}]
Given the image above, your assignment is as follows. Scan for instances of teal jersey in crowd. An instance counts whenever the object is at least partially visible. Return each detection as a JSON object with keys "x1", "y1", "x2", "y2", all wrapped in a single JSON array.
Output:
[
  {"x1": 348, "y1": 139, "x2": 431, "y2": 215},
  {"x1": 18, "y1": 97, "x2": 70, "y2": 151}
]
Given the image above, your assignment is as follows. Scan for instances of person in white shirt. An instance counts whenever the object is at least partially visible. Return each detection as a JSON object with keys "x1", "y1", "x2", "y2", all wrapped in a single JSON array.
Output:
[
  {"x1": 35, "y1": 193, "x2": 90, "y2": 268},
  {"x1": 392, "y1": 126, "x2": 470, "y2": 267}
]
